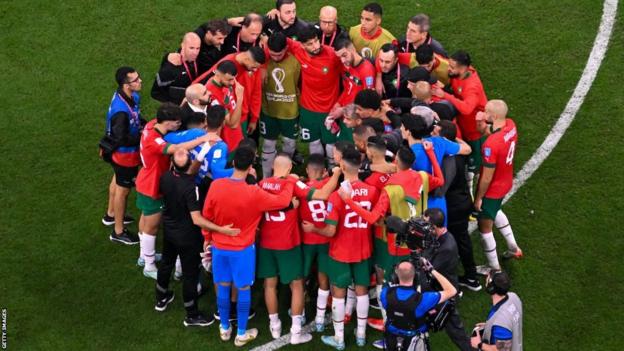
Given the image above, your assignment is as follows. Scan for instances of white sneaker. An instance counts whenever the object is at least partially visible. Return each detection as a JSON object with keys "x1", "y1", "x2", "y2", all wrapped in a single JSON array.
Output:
[
  {"x1": 219, "y1": 325, "x2": 232, "y2": 341},
  {"x1": 291, "y1": 330, "x2": 313, "y2": 344},
  {"x1": 270, "y1": 320, "x2": 282, "y2": 339},
  {"x1": 234, "y1": 328, "x2": 258, "y2": 347},
  {"x1": 174, "y1": 270, "x2": 183, "y2": 280},
  {"x1": 476, "y1": 265, "x2": 496, "y2": 276}
]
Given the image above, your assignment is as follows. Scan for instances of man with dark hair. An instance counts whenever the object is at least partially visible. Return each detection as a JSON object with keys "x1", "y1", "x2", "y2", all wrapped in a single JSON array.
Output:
[
  {"x1": 260, "y1": 32, "x2": 301, "y2": 178},
  {"x1": 400, "y1": 14, "x2": 447, "y2": 57},
  {"x1": 302, "y1": 147, "x2": 381, "y2": 349},
  {"x1": 334, "y1": 38, "x2": 376, "y2": 106},
  {"x1": 437, "y1": 121, "x2": 480, "y2": 291},
  {"x1": 203, "y1": 60, "x2": 245, "y2": 153},
  {"x1": 284, "y1": 26, "x2": 343, "y2": 161},
  {"x1": 202, "y1": 146, "x2": 296, "y2": 347},
  {"x1": 155, "y1": 149, "x2": 240, "y2": 327},
  {"x1": 196, "y1": 48, "x2": 265, "y2": 145},
  {"x1": 314, "y1": 6, "x2": 349, "y2": 49},
  {"x1": 423, "y1": 208, "x2": 473, "y2": 351},
  {"x1": 152, "y1": 32, "x2": 202, "y2": 105},
  {"x1": 135, "y1": 103, "x2": 215, "y2": 279},
  {"x1": 222, "y1": 13, "x2": 263, "y2": 56},
  {"x1": 263, "y1": 0, "x2": 309, "y2": 40},
  {"x1": 471, "y1": 271, "x2": 523, "y2": 351},
  {"x1": 376, "y1": 43, "x2": 411, "y2": 98},
  {"x1": 103, "y1": 66, "x2": 144, "y2": 244},
  {"x1": 415, "y1": 44, "x2": 450, "y2": 86},
  {"x1": 349, "y1": 2, "x2": 396, "y2": 59},
  {"x1": 194, "y1": 19, "x2": 232, "y2": 73},
  {"x1": 432, "y1": 50, "x2": 488, "y2": 194}
]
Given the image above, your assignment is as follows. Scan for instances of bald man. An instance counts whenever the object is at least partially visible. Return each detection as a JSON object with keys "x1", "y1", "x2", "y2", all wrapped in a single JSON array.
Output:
[
  {"x1": 180, "y1": 84, "x2": 211, "y2": 129},
  {"x1": 474, "y1": 100, "x2": 521, "y2": 275},
  {"x1": 314, "y1": 6, "x2": 348, "y2": 49},
  {"x1": 258, "y1": 152, "x2": 341, "y2": 344},
  {"x1": 151, "y1": 32, "x2": 202, "y2": 104}
]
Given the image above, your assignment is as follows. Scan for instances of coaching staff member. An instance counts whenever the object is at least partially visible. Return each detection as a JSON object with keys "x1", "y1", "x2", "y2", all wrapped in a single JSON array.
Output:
[
  {"x1": 423, "y1": 208, "x2": 472, "y2": 351},
  {"x1": 155, "y1": 149, "x2": 241, "y2": 326},
  {"x1": 471, "y1": 271, "x2": 523, "y2": 351},
  {"x1": 104, "y1": 66, "x2": 144, "y2": 244},
  {"x1": 382, "y1": 259, "x2": 457, "y2": 351}
]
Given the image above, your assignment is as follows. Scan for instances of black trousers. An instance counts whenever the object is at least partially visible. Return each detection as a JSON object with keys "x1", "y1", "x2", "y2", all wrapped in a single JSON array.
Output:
[
  {"x1": 448, "y1": 220, "x2": 477, "y2": 279},
  {"x1": 156, "y1": 235, "x2": 203, "y2": 316},
  {"x1": 444, "y1": 306, "x2": 472, "y2": 351}
]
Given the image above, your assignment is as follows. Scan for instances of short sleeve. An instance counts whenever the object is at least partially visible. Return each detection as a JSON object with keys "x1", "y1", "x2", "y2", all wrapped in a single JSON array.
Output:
[
  {"x1": 441, "y1": 138, "x2": 460, "y2": 157},
  {"x1": 294, "y1": 179, "x2": 313, "y2": 200},
  {"x1": 324, "y1": 192, "x2": 342, "y2": 226},
  {"x1": 415, "y1": 292, "x2": 441, "y2": 318},
  {"x1": 184, "y1": 184, "x2": 202, "y2": 213},
  {"x1": 491, "y1": 325, "x2": 513, "y2": 342},
  {"x1": 482, "y1": 141, "x2": 498, "y2": 168}
]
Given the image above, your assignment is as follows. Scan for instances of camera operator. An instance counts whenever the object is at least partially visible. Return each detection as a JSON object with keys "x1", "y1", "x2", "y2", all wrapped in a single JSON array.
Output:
[
  {"x1": 381, "y1": 258, "x2": 456, "y2": 351},
  {"x1": 423, "y1": 208, "x2": 472, "y2": 351},
  {"x1": 471, "y1": 271, "x2": 523, "y2": 351}
]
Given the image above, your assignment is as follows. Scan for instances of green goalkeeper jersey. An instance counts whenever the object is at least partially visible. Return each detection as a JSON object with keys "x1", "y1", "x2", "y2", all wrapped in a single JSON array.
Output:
[{"x1": 262, "y1": 53, "x2": 301, "y2": 119}]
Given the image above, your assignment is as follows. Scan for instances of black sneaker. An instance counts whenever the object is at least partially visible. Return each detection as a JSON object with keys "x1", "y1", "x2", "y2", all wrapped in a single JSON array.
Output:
[
  {"x1": 155, "y1": 291, "x2": 175, "y2": 312},
  {"x1": 292, "y1": 150, "x2": 305, "y2": 165},
  {"x1": 184, "y1": 313, "x2": 215, "y2": 327},
  {"x1": 102, "y1": 214, "x2": 135, "y2": 226},
  {"x1": 109, "y1": 229, "x2": 139, "y2": 245},
  {"x1": 458, "y1": 276, "x2": 482, "y2": 292},
  {"x1": 370, "y1": 297, "x2": 381, "y2": 310}
]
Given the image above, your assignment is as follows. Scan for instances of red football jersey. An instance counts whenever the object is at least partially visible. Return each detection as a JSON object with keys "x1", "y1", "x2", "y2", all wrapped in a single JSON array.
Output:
[
  {"x1": 481, "y1": 119, "x2": 518, "y2": 199},
  {"x1": 258, "y1": 177, "x2": 312, "y2": 250},
  {"x1": 300, "y1": 178, "x2": 333, "y2": 245},
  {"x1": 205, "y1": 79, "x2": 243, "y2": 152},
  {"x1": 325, "y1": 180, "x2": 379, "y2": 263},
  {"x1": 364, "y1": 171, "x2": 390, "y2": 239},
  {"x1": 286, "y1": 38, "x2": 342, "y2": 113},
  {"x1": 337, "y1": 59, "x2": 376, "y2": 106},
  {"x1": 135, "y1": 119, "x2": 170, "y2": 198},
  {"x1": 443, "y1": 67, "x2": 487, "y2": 141}
]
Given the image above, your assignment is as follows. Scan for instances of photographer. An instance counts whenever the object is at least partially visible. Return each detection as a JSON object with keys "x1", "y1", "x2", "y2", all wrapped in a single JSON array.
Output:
[
  {"x1": 423, "y1": 208, "x2": 472, "y2": 351},
  {"x1": 471, "y1": 271, "x2": 523, "y2": 351},
  {"x1": 382, "y1": 258, "x2": 457, "y2": 351}
]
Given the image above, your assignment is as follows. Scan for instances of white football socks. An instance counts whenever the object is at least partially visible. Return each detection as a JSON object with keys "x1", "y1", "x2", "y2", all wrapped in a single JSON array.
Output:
[
  {"x1": 309, "y1": 140, "x2": 324, "y2": 156},
  {"x1": 480, "y1": 232, "x2": 500, "y2": 269},
  {"x1": 331, "y1": 297, "x2": 345, "y2": 342},
  {"x1": 316, "y1": 288, "x2": 330, "y2": 324},
  {"x1": 282, "y1": 137, "x2": 296, "y2": 157},
  {"x1": 355, "y1": 294, "x2": 369, "y2": 338},
  {"x1": 376, "y1": 284, "x2": 387, "y2": 322},
  {"x1": 345, "y1": 285, "x2": 356, "y2": 316},
  {"x1": 495, "y1": 210, "x2": 518, "y2": 252},
  {"x1": 262, "y1": 139, "x2": 277, "y2": 179},
  {"x1": 141, "y1": 233, "x2": 157, "y2": 271}
]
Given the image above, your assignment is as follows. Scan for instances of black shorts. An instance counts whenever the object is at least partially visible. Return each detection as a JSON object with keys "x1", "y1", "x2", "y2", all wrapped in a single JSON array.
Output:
[{"x1": 111, "y1": 162, "x2": 138, "y2": 188}]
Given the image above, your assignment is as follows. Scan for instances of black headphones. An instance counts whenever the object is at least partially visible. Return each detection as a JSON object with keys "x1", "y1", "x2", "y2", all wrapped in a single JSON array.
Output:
[{"x1": 485, "y1": 271, "x2": 508, "y2": 295}]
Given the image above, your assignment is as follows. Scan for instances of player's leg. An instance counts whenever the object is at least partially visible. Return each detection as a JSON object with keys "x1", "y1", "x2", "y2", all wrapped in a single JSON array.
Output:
[
  {"x1": 300, "y1": 107, "x2": 324, "y2": 156},
  {"x1": 353, "y1": 260, "x2": 372, "y2": 346},
  {"x1": 231, "y1": 245, "x2": 258, "y2": 346},
  {"x1": 112, "y1": 164, "x2": 137, "y2": 235},
  {"x1": 477, "y1": 197, "x2": 503, "y2": 273},
  {"x1": 466, "y1": 137, "x2": 484, "y2": 199},
  {"x1": 279, "y1": 117, "x2": 298, "y2": 158},
  {"x1": 155, "y1": 236, "x2": 176, "y2": 312},
  {"x1": 257, "y1": 247, "x2": 281, "y2": 338},
  {"x1": 345, "y1": 284, "x2": 356, "y2": 322},
  {"x1": 448, "y1": 219, "x2": 480, "y2": 290},
  {"x1": 307, "y1": 244, "x2": 331, "y2": 332},
  {"x1": 212, "y1": 247, "x2": 234, "y2": 340},
  {"x1": 279, "y1": 246, "x2": 311, "y2": 344},
  {"x1": 369, "y1": 238, "x2": 389, "y2": 330},
  {"x1": 323, "y1": 258, "x2": 350, "y2": 349},
  {"x1": 495, "y1": 209, "x2": 522, "y2": 259},
  {"x1": 136, "y1": 193, "x2": 162, "y2": 278},
  {"x1": 260, "y1": 113, "x2": 279, "y2": 178},
  {"x1": 320, "y1": 122, "x2": 337, "y2": 167}
]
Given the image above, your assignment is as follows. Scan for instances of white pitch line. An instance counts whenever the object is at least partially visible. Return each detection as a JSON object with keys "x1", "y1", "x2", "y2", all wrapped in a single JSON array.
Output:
[{"x1": 254, "y1": 0, "x2": 618, "y2": 349}]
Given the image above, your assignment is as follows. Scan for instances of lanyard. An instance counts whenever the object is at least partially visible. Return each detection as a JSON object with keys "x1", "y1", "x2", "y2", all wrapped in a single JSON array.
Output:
[
  {"x1": 323, "y1": 30, "x2": 337, "y2": 47},
  {"x1": 117, "y1": 93, "x2": 138, "y2": 120},
  {"x1": 181, "y1": 55, "x2": 197, "y2": 81},
  {"x1": 236, "y1": 32, "x2": 256, "y2": 52},
  {"x1": 395, "y1": 64, "x2": 401, "y2": 96}
]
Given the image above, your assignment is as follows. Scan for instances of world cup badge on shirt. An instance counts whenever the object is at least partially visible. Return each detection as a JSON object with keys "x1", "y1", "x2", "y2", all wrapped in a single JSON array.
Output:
[{"x1": 322, "y1": 66, "x2": 329, "y2": 74}]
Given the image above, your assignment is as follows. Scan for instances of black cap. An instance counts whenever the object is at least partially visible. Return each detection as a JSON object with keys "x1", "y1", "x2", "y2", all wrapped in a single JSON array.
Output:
[{"x1": 406, "y1": 66, "x2": 437, "y2": 84}]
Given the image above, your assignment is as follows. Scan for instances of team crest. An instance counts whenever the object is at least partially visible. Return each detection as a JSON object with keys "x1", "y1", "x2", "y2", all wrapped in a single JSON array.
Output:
[
  {"x1": 322, "y1": 66, "x2": 329, "y2": 74},
  {"x1": 457, "y1": 87, "x2": 463, "y2": 94},
  {"x1": 484, "y1": 147, "x2": 491, "y2": 157}
]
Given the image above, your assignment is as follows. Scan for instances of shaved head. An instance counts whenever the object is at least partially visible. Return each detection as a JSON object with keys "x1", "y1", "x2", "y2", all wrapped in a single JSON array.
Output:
[
  {"x1": 185, "y1": 83, "x2": 210, "y2": 106},
  {"x1": 319, "y1": 5, "x2": 338, "y2": 35},
  {"x1": 320, "y1": 5, "x2": 337, "y2": 18},
  {"x1": 413, "y1": 81, "x2": 432, "y2": 102},
  {"x1": 486, "y1": 99, "x2": 508, "y2": 119},
  {"x1": 397, "y1": 261, "x2": 416, "y2": 284},
  {"x1": 181, "y1": 32, "x2": 201, "y2": 61},
  {"x1": 272, "y1": 153, "x2": 293, "y2": 176}
]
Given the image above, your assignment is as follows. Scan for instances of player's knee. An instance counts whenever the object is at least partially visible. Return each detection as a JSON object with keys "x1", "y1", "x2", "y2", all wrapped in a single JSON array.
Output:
[{"x1": 263, "y1": 139, "x2": 277, "y2": 153}]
